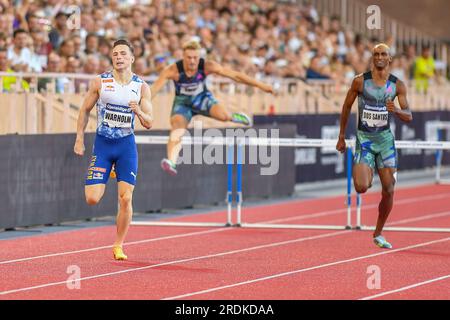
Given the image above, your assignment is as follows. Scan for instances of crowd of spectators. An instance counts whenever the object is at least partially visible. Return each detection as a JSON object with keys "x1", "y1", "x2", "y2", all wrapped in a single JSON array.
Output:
[{"x1": 0, "y1": 0, "x2": 444, "y2": 93}]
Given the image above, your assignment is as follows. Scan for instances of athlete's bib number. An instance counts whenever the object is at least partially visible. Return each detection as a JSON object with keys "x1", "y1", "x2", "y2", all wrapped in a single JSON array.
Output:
[
  {"x1": 361, "y1": 106, "x2": 388, "y2": 128},
  {"x1": 103, "y1": 110, "x2": 132, "y2": 128},
  {"x1": 180, "y1": 83, "x2": 204, "y2": 96}
]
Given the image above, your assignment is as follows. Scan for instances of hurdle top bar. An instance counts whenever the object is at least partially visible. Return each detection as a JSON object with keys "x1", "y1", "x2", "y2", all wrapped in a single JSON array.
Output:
[{"x1": 135, "y1": 135, "x2": 450, "y2": 150}]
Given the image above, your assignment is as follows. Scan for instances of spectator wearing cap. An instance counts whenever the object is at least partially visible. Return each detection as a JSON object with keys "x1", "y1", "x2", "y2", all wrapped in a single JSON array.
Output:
[{"x1": 48, "y1": 11, "x2": 70, "y2": 49}]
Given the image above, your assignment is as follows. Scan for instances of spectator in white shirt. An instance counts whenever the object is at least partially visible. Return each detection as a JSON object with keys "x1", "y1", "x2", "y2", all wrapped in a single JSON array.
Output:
[{"x1": 7, "y1": 29, "x2": 34, "y2": 72}]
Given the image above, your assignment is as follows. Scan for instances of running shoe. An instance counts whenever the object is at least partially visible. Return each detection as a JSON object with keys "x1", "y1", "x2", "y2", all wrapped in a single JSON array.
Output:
[
  {"x1": 161, "y1": 158, "x2": 177, "y2": 176},
  {"x1": 231, "y1": 112, "x2": 252, "y2": 126},
  {"x1": 113, "y1": 246, "x2": 127, "y2": 260},
  {"x1": 373, "y1": 235, "x2": 393, "y2": 249}
]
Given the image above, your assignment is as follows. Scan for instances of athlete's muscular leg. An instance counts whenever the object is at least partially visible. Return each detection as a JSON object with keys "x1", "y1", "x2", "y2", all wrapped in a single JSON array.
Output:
[
  {"x1": 209, "y1": 104, "x2": 232, "y2": 122},
  {"x1": 374, "y1": 168, "x2": 396, "y2": 238},
  {"x1": 353, "y1": 163, "x2": 374, "y2": 194},
  {"x1": 114, "y1": 181, "x2": 135, "y2": 247},
  {"x1": 85, "y1": 184, "x2": 106, "y2": 205},
  {"x1": 168, "y1": 114, "x2": 189, "y2": 164}
]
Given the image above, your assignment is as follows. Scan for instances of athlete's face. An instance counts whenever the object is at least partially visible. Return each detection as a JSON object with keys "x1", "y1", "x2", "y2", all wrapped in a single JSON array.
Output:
[
  {"x1": 183, "y1": 49, "x2": 200, "y2": 73},
  {"x1": 372, "y1": 46, "x2": 391, "y2": 70},
  {"x1": 111, "y1": 44, "x2": 134, "y2": 71}
]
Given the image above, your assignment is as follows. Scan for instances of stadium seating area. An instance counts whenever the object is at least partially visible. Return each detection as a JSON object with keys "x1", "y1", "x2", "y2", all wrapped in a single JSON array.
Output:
[{"x1": 0, "y1": 0, "x2": 447, "y2": 88}]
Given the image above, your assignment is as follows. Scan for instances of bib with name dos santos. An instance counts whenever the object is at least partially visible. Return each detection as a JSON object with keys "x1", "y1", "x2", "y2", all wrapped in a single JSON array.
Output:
[
  {"x1": 96, "y1": 72, "x2": 143, "y2": 139},
  {"x1": 358, "y1": 71, "x2": 398, "y2": 133},
  {"x1": 173, "y1": 58, "x2": 208, "y2": 97}
]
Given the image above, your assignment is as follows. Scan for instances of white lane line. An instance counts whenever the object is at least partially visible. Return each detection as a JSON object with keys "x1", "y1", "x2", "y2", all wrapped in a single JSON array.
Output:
[
  {"x1": 360, "y1": 274, "x2": 450, "y2": 300},
  {"x1": 0, "y1": 228, "x2": 226, "y2": 265},
  {"x1": 1, "y1": 192, "x2": 448, "y2": 265},
  {"x1": 0, "y1": 230, "x2": 349, "y2": 296},
  {"x1": 266, "y1": 193, "x2": 449, "y2": 224},
  {"x1": 162, "y1": 237, "x2": 450, "y2": 300}
]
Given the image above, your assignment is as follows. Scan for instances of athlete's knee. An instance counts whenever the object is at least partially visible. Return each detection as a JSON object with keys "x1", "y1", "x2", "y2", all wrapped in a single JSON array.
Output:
[
  {"x1": 382, "y1": 185, "x2": 395, "y2": 198},
  {"x1": 86, "y1": 193, "x2": 102, "y2": 206},
  {"x1": 118, "y1": 190, "x2": 133, "y2": 205},
  {"x1": 354, "y1": 183, "x2": 369, "y2": 194},
  {"x1": 215, "y1": 111, "x2": 231, "y2": 122}
]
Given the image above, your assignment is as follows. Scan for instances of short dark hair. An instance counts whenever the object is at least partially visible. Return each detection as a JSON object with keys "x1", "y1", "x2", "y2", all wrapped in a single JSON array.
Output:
[
  {"x1": 113, "y1": 39, "x2": 134, "y2": 55},
  {"x1": 13, "y1": 28, "x2": 27, "y2": 38}
]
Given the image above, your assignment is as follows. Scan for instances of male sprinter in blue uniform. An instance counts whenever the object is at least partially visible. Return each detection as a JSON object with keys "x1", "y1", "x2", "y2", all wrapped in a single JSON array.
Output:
[
  {"x1": 74, "y1": 39, "x2": 153, "y2": 260},
  {"x1": 150, "y1": 40, "x2": 274, "y2": 175},
  {"x1": 336, "y1": 43, "x2": 412, "y2": 249}
]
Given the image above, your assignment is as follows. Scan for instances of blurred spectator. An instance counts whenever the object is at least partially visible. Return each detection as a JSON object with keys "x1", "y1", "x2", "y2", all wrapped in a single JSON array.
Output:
[
  {"x1": 38, "y1": 52, "x2": 69, "y2": 93},
  {"x1": 0, "y1": 46, "x2": 29, "y2": 92},
  {"x1": 84, "y1": 33, "x2": 99, "y2": 56},
  {"x1": 0, "y1": 32, "x2": 8, "y2": 48},
  {"x1": 98, "y1": 37, "x2": 112, "y2": 59},
  {"x1": 0, "y1": 0, "x2": 445, "y2": 90},
  {"x1": 306, "y1": 56, "x2": 330, "y2": 80},
  {"x1": 414, "y1": 46, "x2": 435, "y2": 93},
  {"x1": 7, "y1": 29, "x2": 42, "y2": 72},
  {"x1": 65, "y1": 56, "x2": 81, "y2": 73},
  {"x1": 391, "y1": 55, "x2": 408, "y2": 83},
  {"x1": 98, "y1": 55, "x2": 112, "y2": 73},
  {"x1": 48, "y1": 11, "x2": 71, "y2": 50},
  {"x1": 133, "y1": 56, "x2": 148, "y2": 76}
]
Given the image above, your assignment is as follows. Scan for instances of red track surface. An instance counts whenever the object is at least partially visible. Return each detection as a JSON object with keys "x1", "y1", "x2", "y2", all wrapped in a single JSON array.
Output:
[{"x1": 0, "y1": 184, "x2": 449, "y2": 300}]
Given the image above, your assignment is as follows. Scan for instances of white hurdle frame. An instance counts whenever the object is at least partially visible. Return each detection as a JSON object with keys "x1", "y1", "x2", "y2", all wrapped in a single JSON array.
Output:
[
  {"x1": 235, "y1": 137, "x2": 354, "y2": 230},
  {"x1": 131, "y1": 135, "x2": 450, "y2": 233},
  {"x1": 434, "y1": 122, "x2": 450, "y2": 185},
  {"x1": 131, "y1": 135, "x2": 234, "y2": 228}
]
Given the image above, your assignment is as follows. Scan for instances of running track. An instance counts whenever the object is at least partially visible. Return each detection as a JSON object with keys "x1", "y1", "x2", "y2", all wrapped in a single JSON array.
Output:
[{"x1": 0, "y1": 184, "x2": 449, "y2": 300}]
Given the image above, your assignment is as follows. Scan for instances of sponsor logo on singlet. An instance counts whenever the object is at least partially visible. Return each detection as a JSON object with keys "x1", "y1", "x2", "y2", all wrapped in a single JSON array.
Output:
[
  {"x1": 361, "y1": 104, "x2": 388, "y2": 128},
  {"x1": 179, "y1": 82, "x2": 204, "y2": 96},
  {"x1": 102, "y1": 103, "x2": 132, "y2": 128}
]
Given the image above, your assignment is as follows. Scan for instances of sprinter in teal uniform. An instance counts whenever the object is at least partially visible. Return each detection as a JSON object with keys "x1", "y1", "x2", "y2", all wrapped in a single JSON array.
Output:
[{"x1": 336, "y1": 43, "x2": 413, "y2": 249}]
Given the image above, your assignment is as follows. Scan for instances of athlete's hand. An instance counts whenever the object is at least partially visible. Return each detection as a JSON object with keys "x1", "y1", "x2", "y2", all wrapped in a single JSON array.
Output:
[
  {"x1": 261, "y1": 84, "x2": 275, "y2": 95},
  {"x1": 74, "y1": 140, "x2": 85, "y2": 156},
  {"x1": 336, "y1": 136, "x2": 346, "y2": 153},
  {"x1": 386, "y1": 98, "x2": 397, "y2": 113},
  {"x1": 129, "y1": 100, "x2": 142, "y2": 115}
]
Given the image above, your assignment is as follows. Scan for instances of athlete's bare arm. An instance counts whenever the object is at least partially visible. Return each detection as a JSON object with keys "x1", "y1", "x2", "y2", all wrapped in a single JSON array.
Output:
[
  {"x1": 130, "y1": 82, "x2": 153, "y2": 129},
  {"x1": 386, "y1": 80, "x2": 413, "y2": 123},
  {"x1": 336, "y1": 75, "x2": 363, "y2": 153},
  {"x1": 149, "y1": 64, "x2": 178, "y2": 99},
  {"x1": 74, "y1": 77, "x2": 101, "y2": 156},
  {"x1": 205, "y1": 60, "x2": 274, "y2": 94}
]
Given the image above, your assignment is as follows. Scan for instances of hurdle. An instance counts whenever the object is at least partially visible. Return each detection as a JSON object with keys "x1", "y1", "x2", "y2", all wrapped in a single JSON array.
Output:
[{"x1": 131, "y1": 135, "x2": 354, "y2": 230}]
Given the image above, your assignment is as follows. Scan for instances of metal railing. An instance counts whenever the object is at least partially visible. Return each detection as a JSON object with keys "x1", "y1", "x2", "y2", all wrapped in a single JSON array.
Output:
[{"x1": 1, "y1": 71, "x2": 449, "y2": 134}]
